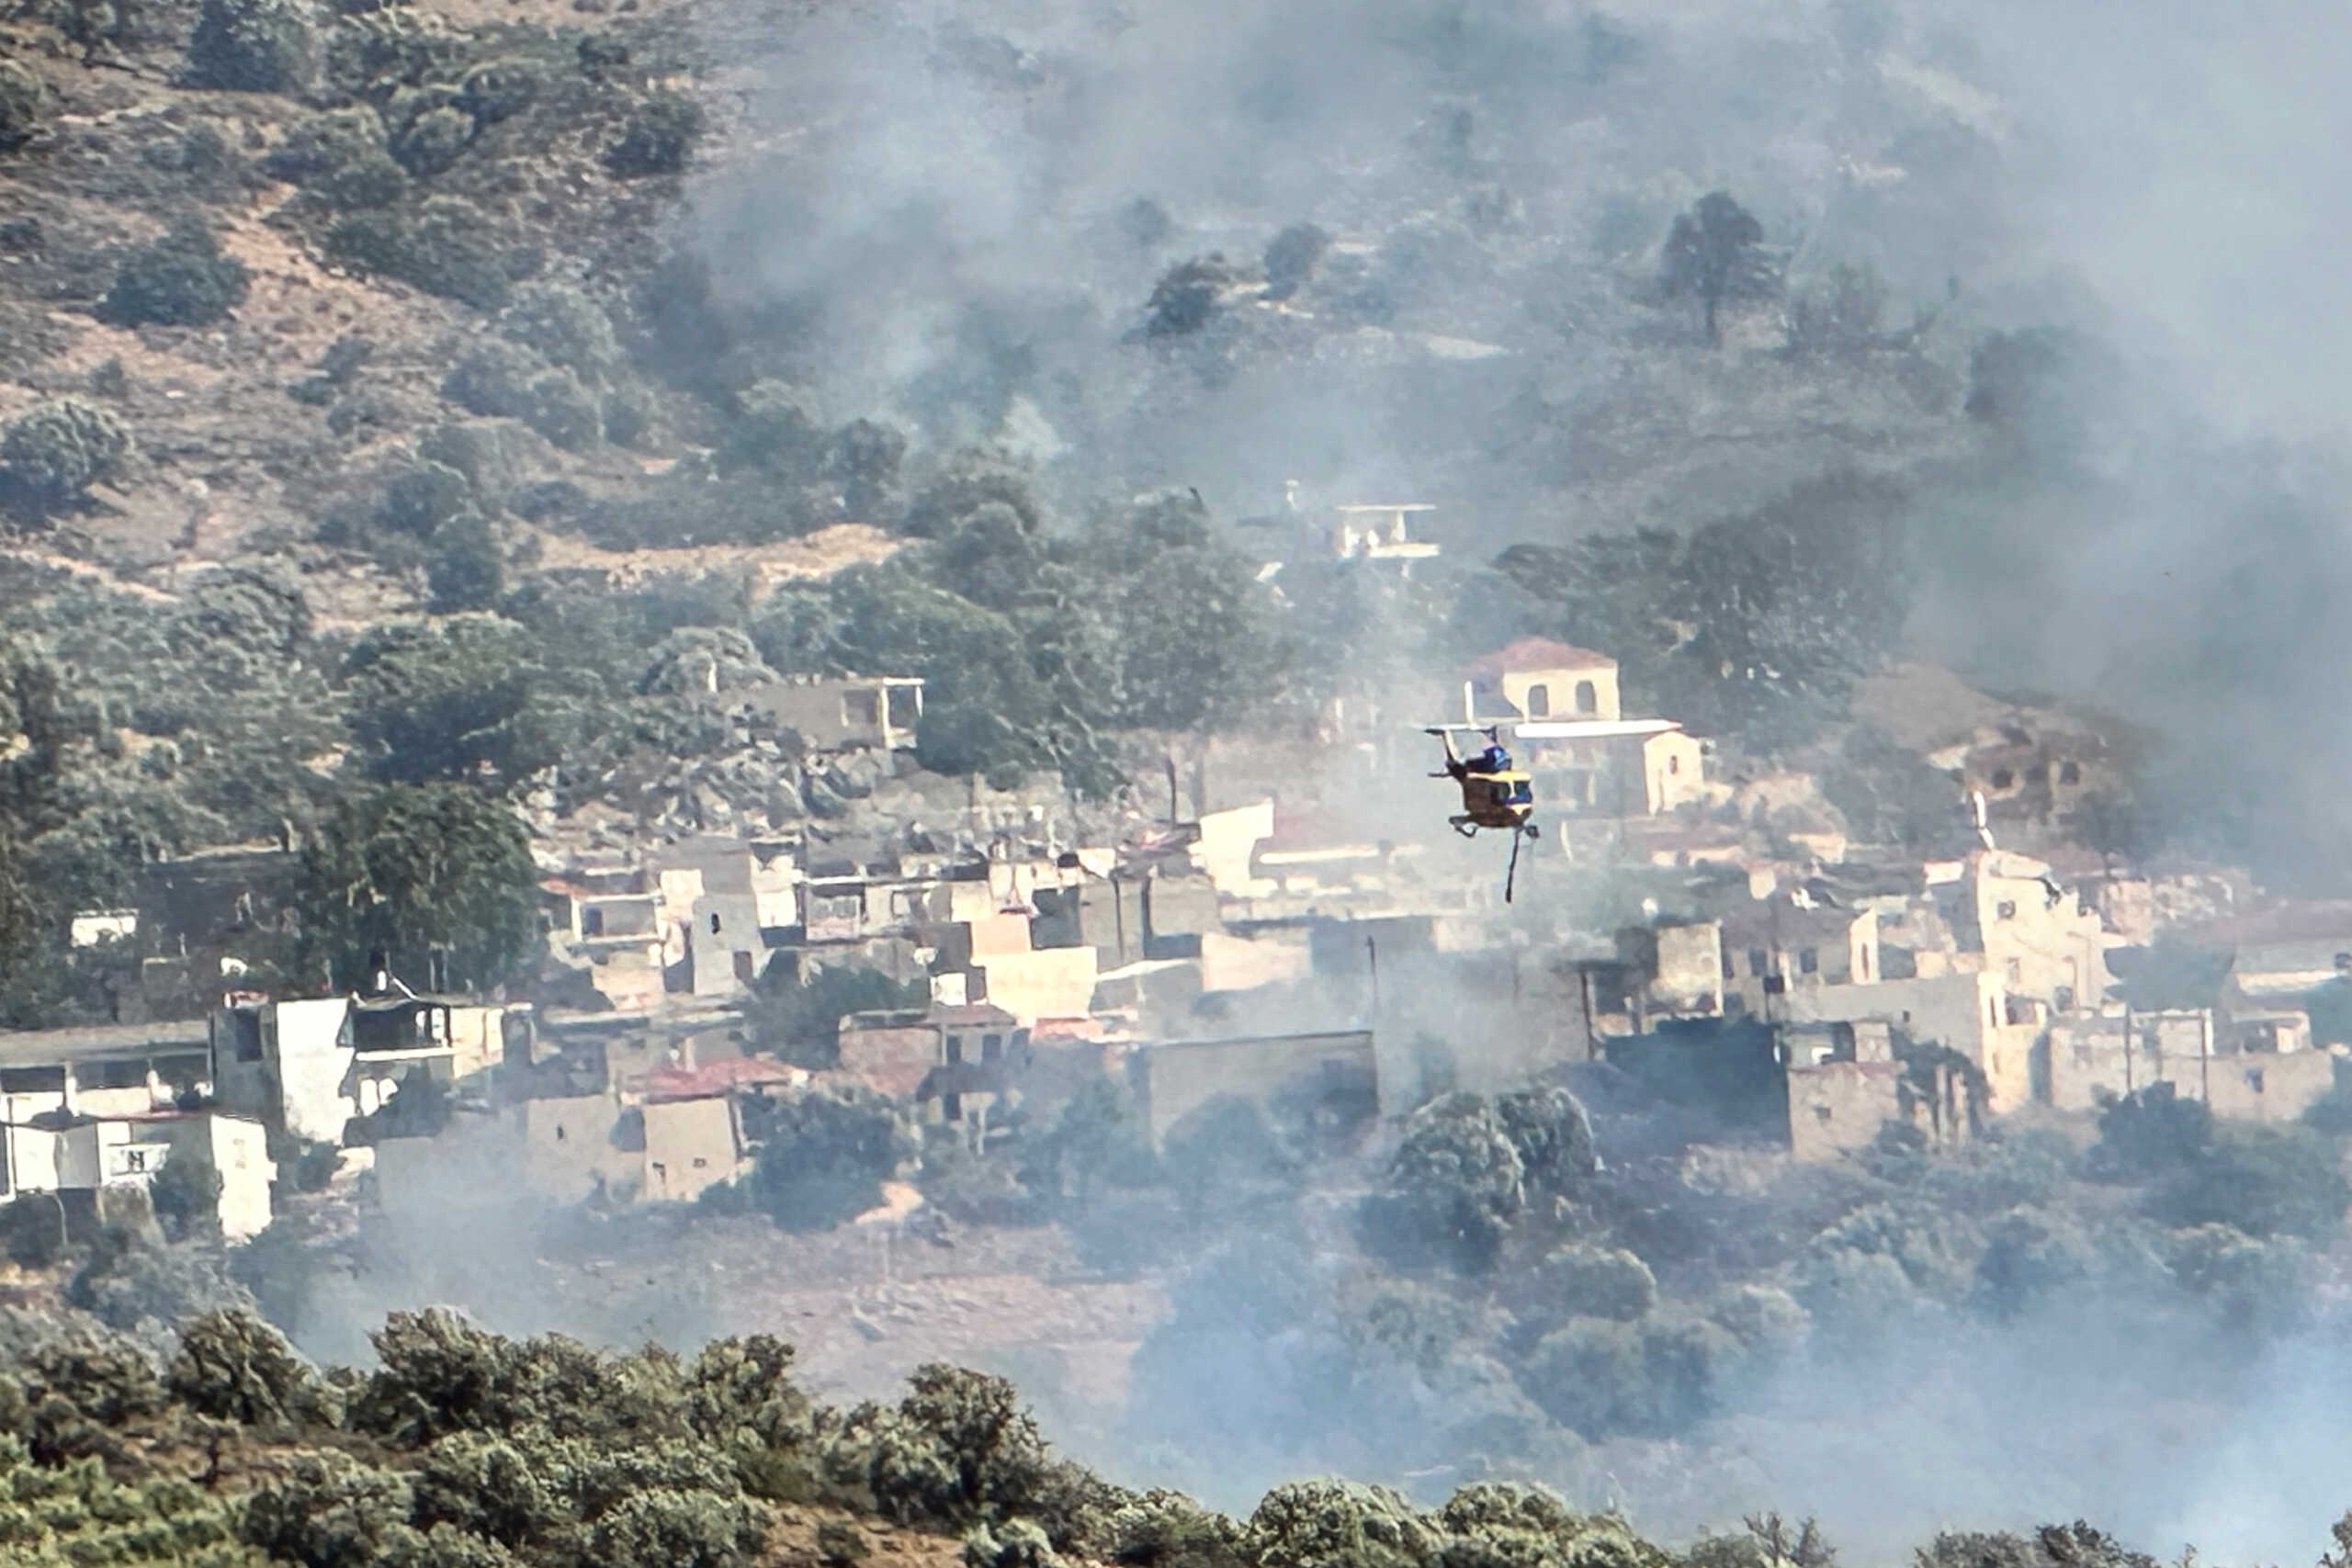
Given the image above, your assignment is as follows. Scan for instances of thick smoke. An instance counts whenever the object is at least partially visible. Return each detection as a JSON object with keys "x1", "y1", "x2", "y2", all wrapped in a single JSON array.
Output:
[{"x1": 653, "y1": 0, "x2": 2352, "y2": 1558}]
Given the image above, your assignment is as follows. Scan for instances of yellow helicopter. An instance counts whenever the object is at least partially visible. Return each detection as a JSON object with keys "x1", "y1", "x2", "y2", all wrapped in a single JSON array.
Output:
[{"x1": 1423, "y1": 724, "x2": 1539, "y2": 900}]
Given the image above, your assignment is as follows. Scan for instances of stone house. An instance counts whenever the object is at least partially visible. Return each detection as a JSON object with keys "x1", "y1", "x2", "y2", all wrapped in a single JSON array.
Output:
[
  {"x1": 1, "y1": 1107, "x2": 274, "y2": 1239},
  {"x1": 211, "y1": 985, "x2": 530, "y2": 1144},
  {"x1": 1124, "y1": 1030, "x2": 1378, "y2": 1147},
  {"x1": 1715, "y1": 897, "x2": 1883, "y2": 1015},
  {"x1": 709, "y1": 675, "x2": 925, "y2": 752}
]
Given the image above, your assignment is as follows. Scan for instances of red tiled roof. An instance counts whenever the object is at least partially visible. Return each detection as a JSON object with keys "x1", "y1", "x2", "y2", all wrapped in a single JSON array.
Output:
[
  {"x1": 1467, "y1": 637, "x2": 1616, "y2": 680},
  {"x1": 635, "y1": 1057, "x2": 804, "y2": 1102}
]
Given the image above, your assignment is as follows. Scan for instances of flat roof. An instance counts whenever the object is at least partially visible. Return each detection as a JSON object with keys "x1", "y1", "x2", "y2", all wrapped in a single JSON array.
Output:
[
  {"x1": 0, "y1": 1021, "x2": 211, "y2": 1067},
  {"x1": 1138, "y1": 1029, "x2": 1374, "y2": 1052}
]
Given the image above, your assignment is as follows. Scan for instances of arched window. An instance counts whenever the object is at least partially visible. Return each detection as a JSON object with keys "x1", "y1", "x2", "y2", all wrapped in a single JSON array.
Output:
[
  {"x1": 1575, "y1": 680, "x2": 1599, "y2": 715},
  {"x1": 1524, "y1": 683, "x2": 1551, "y2": 717},
  {"x1": 709, "y1": 911, "x2": 722, "y2": 935}
]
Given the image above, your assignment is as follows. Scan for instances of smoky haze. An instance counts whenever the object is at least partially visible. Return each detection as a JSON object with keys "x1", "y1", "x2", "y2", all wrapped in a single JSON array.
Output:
[{"x1": 655, "y1": 0, "x2": 2352, "y2": 1558}]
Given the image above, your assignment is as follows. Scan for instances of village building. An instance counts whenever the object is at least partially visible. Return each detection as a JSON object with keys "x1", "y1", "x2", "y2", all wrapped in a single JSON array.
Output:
[
  {"x1": 1457, "y1": 638, "x2": 1708, "y2": 818},
  {"x1": 1779, "y1": 970, "x2": 2044, "y2": 1113},
  {"x1": 1324, "y1": 503, "x2": 1442, "y2": 574},
  {"x1": 211, "y1": 980, "x2": 532, "y2": 1144},
  {"x1": 0, "y1": 1020, "x2": 215, "y2": 1125},
  {"x1": 1124, "y1": 1029, "x2": 1379, "y2": 1146},
  {"x1": 837, "y1": 1002, "x2": 1033, "y2": 1128},
  {"x1": 703, "y1": 674, "x2": 926, "y2": 753},
  {"x1": 1713, "y1": 896, "x2": 1883, "y2": 1016},
  {"x1": 1783, "y1": 1019, "x2": 1972, "y2": 1163},
  {"x1": 2039, "y1": 1008, "x2": 2337, "y2": 1121},
  {"x1": 0, "y1": 1107, "x2": 275, "y2": 1239},
  {"x1": 1931, "y1": 850, "x2": 2119, "y2": 1014}
]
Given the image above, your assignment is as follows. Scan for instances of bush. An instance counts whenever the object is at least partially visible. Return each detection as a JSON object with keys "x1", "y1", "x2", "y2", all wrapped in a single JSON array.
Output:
[
  {"x1": 1494, "y1": 1085, "x2": 1597, "y2": 1202},
  {"x1": 739, "y1": 1086, "x2": 916, "y2": 1232},
  {"x1": 416, "y1": 421, "x2": 516, "y2": 506},
  {"x1": 391, "y1": 103, "x2": 475, "y2": 177},
  {"x1": 1533, "y1": 1245, "x2": 1657, "y2": 1323},
  {"x1": 0, "y1": 60, "x2": 47, "y2": 152},
  {"x1": 382, "y1": 458, "x2": 473, "y2": 536},
  {"x1": 186, "y1": 0, "x2": 317, "y2": 92},
  {"x1": 458, "y1": 57, "x2": 544, "y2": 126},
  {"x1": 168, "y1": 1308, "x2": 322, "y2": 1426},
  {"x1": 1357, "y1": 1092, "x2": 1525, "y2": 1274},
  {"x1": 1, "y1": 397, "x2": 130, "y2": 513},
  {"x1": 96, "y1": 222, "x2": 250, "y2": 328},
  {"x1": 1261, "y1": 222, "x2": 1329, "y2": 301},
  {"x1": 1519, "y1": 1313, "x2": 1733, "y2": 1439},
  {"x1": 147, "y1": 1138, "x2": 224, "y2": 1242},
  {"x1": 605, "y1": 91, "x2": 705, "y2": 176},
  {"x1": 69, "y1": 1235, "x2": 257, "y2": 1331},
  {"x1": 720, "y1": 378, "x2": 825, "y2": 477},
  {"x1": 441, "y1": 340, "x2": 543, "y2": 420},
  {"x1": 499, "y1": 282, "x2": 619, "y2": 381},
  {"x1": 591, "y1": 1486, "x2": 766, "y2": 1568},
  {"x1": 327, "y1": 197, "x2": 520, "y2": 310},
  {"x1": 526, "y1": 367, "x2": 602, "y2": 450},
  {"x1": 0, "y1": 1196, "x2": 68, "y2": 1269},
  {"x1": 427, "y1": 513, "x2": 503, "y2": 612},
  {"x1": 241, "y1": 1447, "x2": 424, "y2": 1566},
  {"x1": 1245, "y1": 1479, "x2": 1435, "y2": 1568},
  {"x1": 1970, "y1": 1205, "x2": 2096, "y2": 1318},
  {"x1": 967, "y1": 1518, "x2": 1058, "y2": 1568},
  {"x1": 1143, "y1": 254, "x2": 1235, "y2": 337},
  {"x1": 2148, "y1": 1123, "x2": 2351, "y2": 1240}
]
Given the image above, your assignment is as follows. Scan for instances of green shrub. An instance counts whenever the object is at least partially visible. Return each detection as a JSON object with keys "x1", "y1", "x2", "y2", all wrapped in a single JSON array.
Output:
[
  {"x1": 277, "y1": 113, "x2": 408, "y2": 207},
  {"x1": 427, "y1": 513, "x2": 503, "y2": 612},
  {"x1": 382, "y1": 458, "x2": 472, "y2": 536},
  {"x1": 168, "y1": 1308, "x2": 322, "y2": 1426},
  {"x1": 0, "y1": 60, "x2": 47, "y2": 152},
  {"x1": 590, "y1": 1486, "x2": 765, "y2": 1568},
  {"x1": 391, "y1": 103, "x2": 474, "y2": 177},
  {"x1": 326, "y1": 197, "x2": 518, "y2": 310},
  {"x1": 147, "y1": 1138, "x2": 224, "y2": 1242},
  {"x1": 186, "y1": 0, "x2": 318, "y2": 92},
  {"x1": 1357, "y1": 1091, "x2": 1525, "y2": 1274},
  {"x1": 683, "y1": 1334, "x2": 813, "y2": 1454},
  {"x1": 1245, "y1": 1479, "x2": 1434, "y2": 1568},
  {"x1": 1107, "y1": 1489, "x2": 1250, "y2": 1568},
  {"x1": 967, "y1": 1518, "x2": 1059, "y2": 1568},
  {"x1": 441, "y1": 339, "x2": 542, "y2": 419},
  {"x1": 0, "y1": 1196, "x2": 68, "y2": 1269},
  {"x1": 323, "y1": 6, "x2": 467, "y2": 101},
  {"x1": 605, "y1": 90, "x2": 704, "y2": 176},
  {"x1": 738, "y1": 1085, "x2": 915, "y2": 1232},
  {"x1": 720, "y1": 378, "x2": 825, "y2": 476},
  {"x1": 525, "y1": 367, "x2": 601, "y2": 449},
  {"x1": 1, "y1": 397, "x2": 130, "y2": 513},
  {"x1": 416, "y1": 421, "x2": 516, "y2": 507},
  {"x1": 498, "y1": 281, "x2": 619, "y2": 380},
  {"x1": 96, "y1": 221, "x2": 250, "y2": 328},
  {"x1": 603, "y1": 380, "x2": 657, "y2": 447},
  {"x1": 1519, "y1": 1314, "x2": 1734, "y2": 1439},
  {"x1": 69, "y1": 1235, "x2": 258, "y2": 1331},
  {"x1": 458, "y1": 56, "x2": 544, "y2": 126},
  {"x1": 240, "y1": 1447, "x2": 423, "y2": 1566},
  {"x1": 1532, "y1": 1244, "x2": 1657, "y2": 1323}
]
